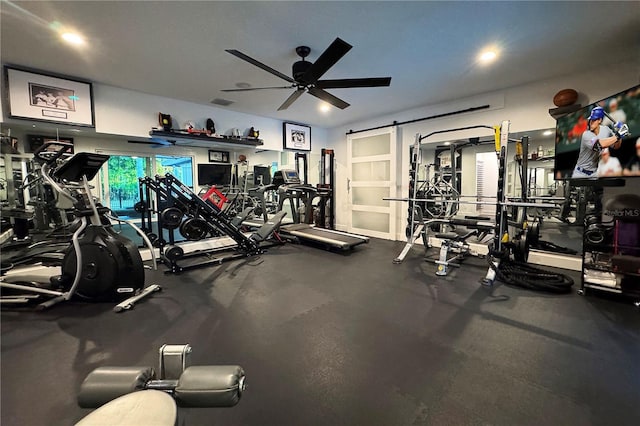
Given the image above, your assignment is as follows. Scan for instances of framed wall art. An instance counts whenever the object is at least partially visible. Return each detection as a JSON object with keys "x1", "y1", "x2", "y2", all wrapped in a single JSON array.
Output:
[
  {"x1": 4, "y1": 66, "x2": 95, "y2": 127},
  {"x1": 283, "y1": 122, "x2": 311, "y2": 151},
  {"x1": 208, "y1": 150, "x2": 230, "y2": 163}
]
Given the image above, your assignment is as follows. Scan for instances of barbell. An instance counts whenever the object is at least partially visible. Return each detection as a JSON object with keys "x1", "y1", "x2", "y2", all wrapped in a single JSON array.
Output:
[{"x1": 385, "y1": 197, "x2": 560, "y2": 209}]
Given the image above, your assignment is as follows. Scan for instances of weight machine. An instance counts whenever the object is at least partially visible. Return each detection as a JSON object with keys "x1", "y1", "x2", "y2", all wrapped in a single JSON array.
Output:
[
  {"x1": 136, "y1": 172, "x2": 285, "y2": 274},
  {"x1": 389, "y1": 123, "x2": 573, "y2": 292}
]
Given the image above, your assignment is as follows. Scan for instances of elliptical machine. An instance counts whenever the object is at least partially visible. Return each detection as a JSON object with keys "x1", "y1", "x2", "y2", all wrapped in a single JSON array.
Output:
[{"x1": 1, "y1": 142, "x2": 160, "y2": 312}]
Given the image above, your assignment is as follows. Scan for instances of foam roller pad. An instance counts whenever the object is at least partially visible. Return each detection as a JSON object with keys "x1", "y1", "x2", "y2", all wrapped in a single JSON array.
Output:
[
  {"x1": 78, "y1": 367, "x2": 155, "y2": 408},
  {"x1": 174, "y1": 365, "x2": 245, "y2": 407}
]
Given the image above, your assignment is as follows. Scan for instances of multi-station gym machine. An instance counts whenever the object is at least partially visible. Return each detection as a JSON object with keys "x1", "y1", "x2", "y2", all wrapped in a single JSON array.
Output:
[
  {"x1": 136, "y1": 172, "x2": 285, "y2": 274},
  {"x1": 391, "y1": 121, "x2": 573, "y2": 293}
]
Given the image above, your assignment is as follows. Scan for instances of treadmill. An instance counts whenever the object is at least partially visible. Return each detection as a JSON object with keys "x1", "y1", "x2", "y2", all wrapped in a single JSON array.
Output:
[{"x1": 268, "y1": 170, "x2": 369, "y2": 251}]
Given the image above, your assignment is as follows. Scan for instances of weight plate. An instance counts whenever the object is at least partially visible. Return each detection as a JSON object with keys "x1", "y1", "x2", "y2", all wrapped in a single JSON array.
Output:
[
  {"x1": 133, "y1": 201, "x2": 147, "y2": 213},
  {"x1": 527, "y1": 222, "x2": 540, "y2": 246},
  {"x1": 512, "y1": 236, "x2": 529, "y2": 262},
  {"x1": 160, "y1": 207, "x2": 183, "y2": 229},
  {"x1": 164, "y1": 245, "x2": 184, "y2": 261},
  {"x1": 585, "y1": 215, "x2": 600, "y2": 227},
  {"x1": 179, "y1": 218, "x2": 209, "y2": 241},
  {"x1": 585, "y1": 224, "x2": 606, "y2": 245}
]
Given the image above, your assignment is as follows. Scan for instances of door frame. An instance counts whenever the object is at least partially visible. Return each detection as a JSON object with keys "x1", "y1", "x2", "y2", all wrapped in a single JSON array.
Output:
[
  {"x1": 346, "y1": 127, "x2": 398, "y2": 240},
  {"x1": 94, "y1": 149, "x2": 195, "y2": 210}
]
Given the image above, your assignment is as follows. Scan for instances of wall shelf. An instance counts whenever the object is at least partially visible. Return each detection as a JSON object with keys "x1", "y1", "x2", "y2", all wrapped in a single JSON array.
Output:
[
  {"x1": 148, "y1": 130, "x2": 263, "y2": 150},
  {"x1": 549, "y1": 104, "x2": 582, "y2": 120}
]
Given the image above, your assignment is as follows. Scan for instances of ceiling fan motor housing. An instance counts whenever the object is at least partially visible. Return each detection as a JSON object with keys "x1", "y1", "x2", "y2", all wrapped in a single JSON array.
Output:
[{"x1": 292, "y1": 60, "x2": 312, "y2": 82}]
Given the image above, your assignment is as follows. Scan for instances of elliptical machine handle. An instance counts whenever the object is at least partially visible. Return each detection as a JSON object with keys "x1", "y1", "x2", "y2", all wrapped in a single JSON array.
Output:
[{"x1": 33, "y1": 141, "x2": 74, "y2": 164}]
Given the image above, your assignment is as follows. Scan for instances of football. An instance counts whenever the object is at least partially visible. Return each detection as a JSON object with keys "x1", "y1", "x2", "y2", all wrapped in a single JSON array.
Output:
[{"x1": 553, "y1": 89, "x2": 578, "y2": 107}]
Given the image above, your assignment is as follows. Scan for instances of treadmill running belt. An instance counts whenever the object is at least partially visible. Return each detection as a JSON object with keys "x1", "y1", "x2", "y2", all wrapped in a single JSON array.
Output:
[{"x1": 282, "y1": 224, "x2": 368, "y2": 250}]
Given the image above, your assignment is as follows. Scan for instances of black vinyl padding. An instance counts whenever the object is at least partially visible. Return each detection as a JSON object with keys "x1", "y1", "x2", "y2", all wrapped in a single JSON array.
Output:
[
  {"x1": 78, "y1": 367, "x2": 155, "y2": 408},
  {"x1": 175, "y1": 365, "x2": 245, "y2": 407}
]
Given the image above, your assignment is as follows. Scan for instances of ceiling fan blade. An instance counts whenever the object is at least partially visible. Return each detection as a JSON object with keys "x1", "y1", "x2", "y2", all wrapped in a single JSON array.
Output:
[
  {"x1": 316, "y1": 77, "x2": 391, "y2": 89},
  {"x1": 277, "y1": 89, "x2": 305, "y2": 111},
  {"x1": 221, "y1": 85, "x2": 295, "y2": 92},
  {"x1": 225, "y1": 49, "x2": 295, "y2": 83},
  {"x1": 307, "y1": 87, "x2": 350, "y2": 109},
  {"x1": 300, "y1": 37, "x2": 352, "y2": 85}
]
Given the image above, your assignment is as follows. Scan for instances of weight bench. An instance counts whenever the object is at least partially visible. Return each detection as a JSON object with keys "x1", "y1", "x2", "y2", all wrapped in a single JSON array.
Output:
[
  {"x1": 434, "y1": 230, "x2": 479, "y2": 276},
  {"x1": 76, "y1": 344, "x2": 245, "y2": 425}
]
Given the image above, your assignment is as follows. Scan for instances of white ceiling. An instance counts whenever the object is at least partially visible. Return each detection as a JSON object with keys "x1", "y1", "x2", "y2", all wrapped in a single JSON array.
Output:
[{"x1": 1, "y1": 1, "x2": 639, "y2": 130}]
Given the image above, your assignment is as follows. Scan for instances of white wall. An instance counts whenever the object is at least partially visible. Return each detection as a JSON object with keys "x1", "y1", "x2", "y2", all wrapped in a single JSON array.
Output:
[
  {"x1": 3, "y1": 59, "x2": 637, "y2": 236},
  {"x1": 2, "y1": 83, "x2": 329, "y2": 188},
  {"x1": 328, "y1": 60, "x2": 639, "y2": 239},
  {"x1": 94, "y1": 83, "x2": 328, "y2": 156}
]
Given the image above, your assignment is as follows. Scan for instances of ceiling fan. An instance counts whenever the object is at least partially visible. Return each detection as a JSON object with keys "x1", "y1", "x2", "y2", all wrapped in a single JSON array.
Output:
[{"x1": 222, "y1": 37, "x2": 391, "y2": 111}]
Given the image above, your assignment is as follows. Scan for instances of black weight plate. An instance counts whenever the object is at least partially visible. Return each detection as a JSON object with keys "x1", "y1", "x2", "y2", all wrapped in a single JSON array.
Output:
[
  {"x1": 134, "y1": 201, "x2": 147, "y2": 213},
  {"x1": 527, "y1": 222, "x2": 540, "y2": 246},
  {"x1": 513, "y1": 236, "x2": 529, "y2": 262},
  {"x1": 179, "y1": 218, "x2": 209, "y2": 241},
  {"x1": 585, "y1": 224, "x2": 606, "y2": 245},
  {"x1": 164, "y1": 245, "x2": 184, "y2": 261},
  {"x1": 160, "y1": 207, "x2": 183, "y2": 229}
]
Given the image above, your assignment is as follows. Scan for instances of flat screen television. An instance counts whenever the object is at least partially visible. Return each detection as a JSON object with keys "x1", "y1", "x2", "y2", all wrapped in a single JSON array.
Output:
[
  {"x1": 253, "y1": 165, "x2": 272, "y2": 186},
  {"x1": 197, "y1": 163, "x2": 232, "y2": 186},
  {"x1": 554, "y1": 84, "x2": 640, "y2": 181}
]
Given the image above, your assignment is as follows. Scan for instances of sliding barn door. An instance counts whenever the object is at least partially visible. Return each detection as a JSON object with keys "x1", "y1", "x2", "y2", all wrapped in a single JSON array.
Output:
[{"x1": 346, "y1": 128, "x2": 397, "y2": 240}]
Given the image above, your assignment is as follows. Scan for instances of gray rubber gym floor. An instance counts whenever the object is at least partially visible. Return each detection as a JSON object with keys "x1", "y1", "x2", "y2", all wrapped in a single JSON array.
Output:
[{"x1": 2, "y1": 238, "x2": 639, "y2": 426}]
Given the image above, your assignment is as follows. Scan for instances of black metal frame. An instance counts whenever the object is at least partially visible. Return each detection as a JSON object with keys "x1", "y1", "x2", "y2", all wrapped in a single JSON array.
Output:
[
  {"x1": 136, "y1": 173, "x2": 268, "y2": 273},
  {"x1": 318, "y1": 148, "x2": 335, "y2": 229}
]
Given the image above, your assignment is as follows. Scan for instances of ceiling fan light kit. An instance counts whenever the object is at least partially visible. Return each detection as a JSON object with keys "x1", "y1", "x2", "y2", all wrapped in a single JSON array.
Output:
[{"x1": 223, "y1": 37, "x2": 391, "y2": 111}]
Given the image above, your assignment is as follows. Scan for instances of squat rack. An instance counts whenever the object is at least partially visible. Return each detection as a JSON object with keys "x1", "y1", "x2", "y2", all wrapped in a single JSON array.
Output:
[{"x1": 389, "y1": 121, "x2": 562, "y2": 287}]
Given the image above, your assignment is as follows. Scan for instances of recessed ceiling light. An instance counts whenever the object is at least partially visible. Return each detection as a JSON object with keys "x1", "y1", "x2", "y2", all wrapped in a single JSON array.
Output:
[
  {"x1": 543, "y1": 130, "x2": 554, "y2": 136},
  {"x1": 443, "y1": 141, "x2": 451, "y2": 146},
  {"x1": 61, "y1": 32, "x2": 85, "y2": 46},
  {"x1": 319, "y1": 103, "x2": 331, "y2": 113},
  {"x1": 478, "y1": 48, "x2": 498, "y2": 64}
]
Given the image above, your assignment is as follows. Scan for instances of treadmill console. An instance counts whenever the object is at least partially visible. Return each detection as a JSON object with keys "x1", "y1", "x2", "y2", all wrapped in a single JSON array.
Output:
[{"x1": 272, "y1": 169, "x2": 301, "y2": 187}]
